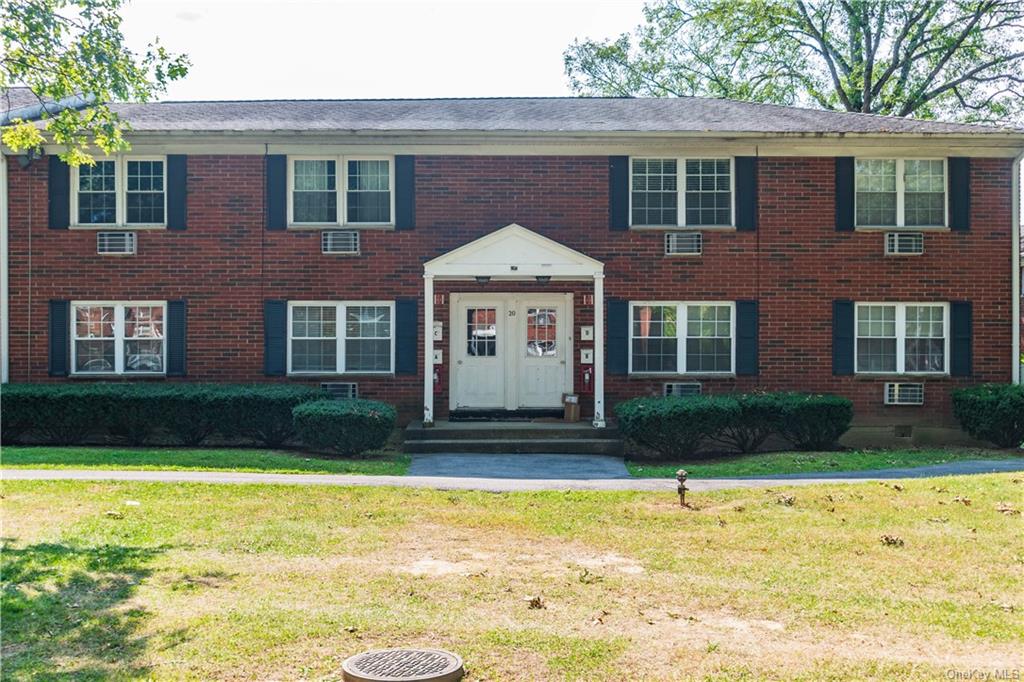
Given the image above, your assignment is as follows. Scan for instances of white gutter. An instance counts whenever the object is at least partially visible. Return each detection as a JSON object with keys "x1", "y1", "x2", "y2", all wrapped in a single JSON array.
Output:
[
  {"x1": 1, "y1": 151, "x2": 8, "y2": 384},
  {"x1": 1013, "y1": 150, "x2": 1022, "y2": 384}
]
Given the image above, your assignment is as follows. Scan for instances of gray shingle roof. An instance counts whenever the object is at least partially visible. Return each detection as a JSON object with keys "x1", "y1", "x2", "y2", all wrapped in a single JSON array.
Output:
[
  {"x1": 1, "y1": 87, "x2": 43, "y2": 114},
  {"x1": 106, "y1": 97, "x2": 1022, "y2": 135}
]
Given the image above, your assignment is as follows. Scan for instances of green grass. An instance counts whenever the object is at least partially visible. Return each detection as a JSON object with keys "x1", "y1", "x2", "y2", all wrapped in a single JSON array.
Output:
[
  {"x1": 626, "y1": 448, "x2": 1020, "y2": 478},
  {"x1": 3, "y1": 475, "x2": 1022, "y2": 679},
  {"x1": 1, "y1": 446, "x2": 410, "y2": 476}
]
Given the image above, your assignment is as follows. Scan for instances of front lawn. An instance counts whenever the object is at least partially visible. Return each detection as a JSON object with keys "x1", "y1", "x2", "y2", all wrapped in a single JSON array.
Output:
[
  {"x1": 627, "y1": 448, "x2": 1020, "y2": 478},
  {"x1": 3, "y1": 475, "x2": 1022, "y2": 679},
  {"x1": 1, "y1": 446, "x2": 409, "y2": 476}
]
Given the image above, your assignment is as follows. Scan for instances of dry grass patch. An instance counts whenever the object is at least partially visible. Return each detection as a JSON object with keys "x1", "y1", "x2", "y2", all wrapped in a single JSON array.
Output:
[{"x1": 2, "y1": 475, "x2": 1022, "y2": 680}]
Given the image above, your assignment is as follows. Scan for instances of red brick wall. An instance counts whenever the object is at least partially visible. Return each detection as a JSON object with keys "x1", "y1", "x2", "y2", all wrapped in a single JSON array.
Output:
[{"x1": 5, "y1": 154, "x2": 1015, "y2": 426}]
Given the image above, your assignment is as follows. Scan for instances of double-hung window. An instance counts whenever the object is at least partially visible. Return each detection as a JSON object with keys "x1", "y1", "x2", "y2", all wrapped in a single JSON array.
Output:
[
  {"x1": 855, "y1": 159, "x2": 946, "y2": 228},
  {"x1": 288, "y1": 156, "x2": 393, "y2": 226},
  {"x1": 71, "y1": 302, "x2": 166, "y2": 374},
  {"x1": 855, "y1": 302, "x2": 948, "y2": 374},
  {"x1": 72, "y1": 157, "x2": 166, "y2": 227},
  {"x1": 630, "y1": 302, "x2": 734, "y2": 374},
  {"x1": 631, "y1": 158, "x2": 733, "y2": 228},
  {"x1": 288, "y1": 302, "x2": 394, "y2": 374}
]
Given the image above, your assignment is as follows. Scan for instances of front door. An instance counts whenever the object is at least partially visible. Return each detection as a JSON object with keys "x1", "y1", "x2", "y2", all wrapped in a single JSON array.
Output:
[{"x1": 451, "y1": 293, "x2": 571, "y2": 411}]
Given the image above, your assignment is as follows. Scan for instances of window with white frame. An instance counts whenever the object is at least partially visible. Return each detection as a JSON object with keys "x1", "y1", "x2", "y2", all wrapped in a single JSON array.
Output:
[
  {"x1": 631, "y1": 158, "x2": 733, "y2": 228},
  {"x1": 630, "y1": 302, "x2": 734, "y2": 374},
  {"x1": 855, "y1": 302, "x2": 948, "y2": 374},
  {"x1": 73, "y1": 157, "x2": 166, "y2": 227},
  {"x1": 71, "y1": 302, "x2": 166, "y2": 374},
  {"x1": 289, "y1": 157, "x2": 393, "y2": 226},
  {"x1": 855, "y1": 159, "x2": 946, "y2": 228},
  {"x1": 288, "y1": 302, "x2": 394, "y2": 374}
]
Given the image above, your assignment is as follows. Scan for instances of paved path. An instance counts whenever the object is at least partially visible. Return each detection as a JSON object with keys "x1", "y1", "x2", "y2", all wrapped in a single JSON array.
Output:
[
  {"x1": 408, "y1": 454, "x2": 630, "y2": 479},
  {"x1": 3, "y1": 458, "x2": 1021, "y2": 493}
]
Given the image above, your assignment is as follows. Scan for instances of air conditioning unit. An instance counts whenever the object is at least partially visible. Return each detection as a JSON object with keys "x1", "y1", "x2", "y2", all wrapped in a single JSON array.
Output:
[
  {"x1": 97, "y1": 231, "x2": 136, "y2": 255},
  {"x1": 321, "y1": 230, "x2": 360, "y2": 255},
  {"x1": 885, "y1": 232, "x2": 924, "y2": 256},
  {"x1": 664, "y1": 382, "x2": 702, "y2": 397},
  {"x1": 321, "y1": 382, "x2": 358, "y2": 400},
  {"x1": 885, "y1": 382, "x2": 924, "y2": 405},
  {"x1": 665, "y1": 232, "x2": 702, "y2": 256}
]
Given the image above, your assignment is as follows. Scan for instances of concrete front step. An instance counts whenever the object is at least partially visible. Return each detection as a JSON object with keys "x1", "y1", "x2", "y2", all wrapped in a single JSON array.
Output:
[
  {"x1": 404, "y1": 438, "x2": 625, "y2": 456},
  {"x1": 406, "y1": 425, "x2": 621, "y2": 442}
]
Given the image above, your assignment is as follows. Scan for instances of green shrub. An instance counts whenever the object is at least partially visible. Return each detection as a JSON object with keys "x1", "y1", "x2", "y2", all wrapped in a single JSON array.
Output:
[
  {"x1": 712, "y1": 392, "x2": 783, "y2": 453},
  {"x1": 219, "y1": 384, "x2": 328, "y2": 447},
  {"x1": 772, "y1": 392, "x2": 853, "y2": 451},
  {"x1": 615, "y1": 395, "x2": 740, "y2": 458},
  {"x1": 953, "y1": 384, "x2": 1024, "y2": 448},
  {"x1": 292, "y1": 399, "x2": 396, "y2": 455},
  {"x1": 1, "y1": 384, "x2": 104, "y2": 444}
]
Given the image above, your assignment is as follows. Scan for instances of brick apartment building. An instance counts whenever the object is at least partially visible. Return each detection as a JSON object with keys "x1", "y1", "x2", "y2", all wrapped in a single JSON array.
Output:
[{"x1": 1, "y1": 95, "x2": 1021, "y2": 443}]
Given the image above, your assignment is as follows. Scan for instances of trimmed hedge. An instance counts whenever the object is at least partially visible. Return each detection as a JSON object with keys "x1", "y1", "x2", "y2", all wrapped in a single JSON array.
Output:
[
  {"x1": 953, "y1": 384, "x2": 1024, "y2": 448},
  {"x1": 1, "y1": 383, "x2": 327, "y2": 446},
  {"x1": 615, "y1": 391, "x2": 854, "y2": 458},
  {"x1": 616, "y1": 395, "x2": 740, "y2": 458},
  {"x1": 292, "y1": 399, "x2": 396, "y2": 455}
]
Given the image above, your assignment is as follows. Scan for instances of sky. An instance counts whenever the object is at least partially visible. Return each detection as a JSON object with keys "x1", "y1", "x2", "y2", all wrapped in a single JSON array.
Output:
[{"x1": 120, "y1": 0, "x2": 648, "y2": 101}]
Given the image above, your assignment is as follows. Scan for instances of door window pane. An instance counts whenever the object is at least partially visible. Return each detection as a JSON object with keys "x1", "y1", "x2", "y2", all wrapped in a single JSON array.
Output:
[
  {"x1": 345, "y1": 305, "x2": 392, "y2": 372},
  {"x1": 684, "y1": 159, "x2": 731, "y2": 226},
  {"x1": 855, "y1": 159, "x2": 897, "y2": 226},
  {"x1": 293, "y1": 160, "x2": 337, "y2": 223},
  {"x1": 631, "y1": 159, "x2": 678, "y2": 226},
  {"x1": 77, "y1": 161, "x2": 117, "y2": 224},
  {"x1": 631, "y1": 305, "x2": 677, "y2": 372},
  {"x1": 347, "y1": 160, "x2": 391, "y2": 223},
  {"x1": 685, "y1": 304, "x2": 732, "y2": 372},
  {"x1": 126, "y1": 160, "x2": 165, "y2": 224},
  {"x1": 526, "y1": 308, "x2": 557, "y2": 357},
  {"x1": 467, "y1": 308, "x2": 497, "y2": 357},
  {"x1": 291, "y1": 305, "x2": 337, "y2": 372}
]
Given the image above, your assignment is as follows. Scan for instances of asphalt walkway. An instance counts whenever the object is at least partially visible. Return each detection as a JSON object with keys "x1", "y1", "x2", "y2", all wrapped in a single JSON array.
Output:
[{"x1": 4, "y1": 457, "x2": 1021, "y2": 493}]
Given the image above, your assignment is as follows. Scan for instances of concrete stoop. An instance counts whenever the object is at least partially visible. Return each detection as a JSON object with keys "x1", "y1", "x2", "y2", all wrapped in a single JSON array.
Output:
[{"x1": 404, "y1": 420, "x2": 624, "y2": 456}]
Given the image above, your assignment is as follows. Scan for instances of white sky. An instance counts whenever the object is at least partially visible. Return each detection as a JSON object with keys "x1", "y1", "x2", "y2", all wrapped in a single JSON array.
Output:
[{"x1": 121, "y1": 0, "x2": 647, "y2": 101}]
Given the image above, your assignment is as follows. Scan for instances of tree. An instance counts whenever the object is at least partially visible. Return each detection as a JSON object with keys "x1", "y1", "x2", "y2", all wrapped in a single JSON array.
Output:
[
  {"x1": 565, "y1": 0, "x2": 1024, "y2": 124},
  {"x1": 1, "y1": 0, "x2": 189, "y2": 164}
]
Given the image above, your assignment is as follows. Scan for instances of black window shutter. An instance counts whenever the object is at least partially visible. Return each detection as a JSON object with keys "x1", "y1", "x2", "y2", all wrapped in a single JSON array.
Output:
[
  {"x1": 48, "y1": 300, "x2": 70, "y2": 376},
  {"x1": 832, "y1": 299, "x2": 854, "y2": 375},
  {"x1": 166, "y1": 155, "x2": 188, "y2": 231},
  {"x1": 395, "y1": 298, "x2": 418, "y2": 374},
  {"x1": 608, "y1": 156, "x2": 629, "y2": 231},
  {"x1": 948, "y1": 157, "x2": 971, "y2": 232},
  {"x1": 265, "y1": 155, "x2": 287, "y2": 230},
  {"x1": 166, "y1": 300, "x2": 187, "y2": 376},
  {"x1": 395, "y1": 155, "x2": 415, "y2": 230},
  {"x1": 263, "y1": 300, "x2": 287, "y2": 375},
  {"x1": 48, "y1": 156, "x2": 70, "y2": 229},
  {"x1": 734, "y1": 157, "x2": 758, "y2": 231},
  {"x1": 607, "y1": 298, "x2": 629, "y2": 374},
  {"x1": 835, "y1": 157, "x2": 855, "y2": 232},
  {"x1": 735, "y1": 300, "x2": 759, "y2": 375},
  {"x1": 950, "y1": 301, "x2": 972, "y2": 376}
]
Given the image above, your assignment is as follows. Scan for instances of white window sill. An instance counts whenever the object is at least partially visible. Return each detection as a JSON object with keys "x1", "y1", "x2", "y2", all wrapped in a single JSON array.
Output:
[
  {"x1": 287, "y1": 372, "x2": 394, "y2": 377},
  {"x1": 70, "y1": 224, "x2": 166, "y2": 231},
  {"x1": 854, "y1": 226, "x2": 949, "y2": 233},
  {"x1": 287, "y1": 224, "x2": 394, "y2": 231},
  {"x1": 854, "y1": 372, "x2": 949, "y2": 378},
  {"x1": 630, "y1": 225, "x2": 736, "y2": 232},
  {"x1": 628, "y1": 372, "x2": 737, "y2": 378},
  {"x1": 70, "y1": 373, "x2": 167, "y2": 378}
]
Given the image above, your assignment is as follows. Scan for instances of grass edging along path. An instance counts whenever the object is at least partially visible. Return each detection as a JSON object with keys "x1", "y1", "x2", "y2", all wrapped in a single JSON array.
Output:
[
  {"x1": 626, "y1": 448, "x2": 1022, "y2": 478},
  {"x1": 1, "y1": 446, "x2": 410, "y2": 476}
]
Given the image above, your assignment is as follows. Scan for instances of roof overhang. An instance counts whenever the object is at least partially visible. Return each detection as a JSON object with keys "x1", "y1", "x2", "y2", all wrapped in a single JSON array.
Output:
[{"x1": 424, "y1": 223, "x2": 603, "y2": 280}]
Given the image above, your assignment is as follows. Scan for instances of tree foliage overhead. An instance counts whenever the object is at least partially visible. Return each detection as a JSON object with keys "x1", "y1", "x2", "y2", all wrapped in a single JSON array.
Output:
[
  {"x1": 565, "y1": 0, "x2": 1024, "y2": 124},
  {"x1": 1, "y1": 0, "x2": 189, "y2": 164}
]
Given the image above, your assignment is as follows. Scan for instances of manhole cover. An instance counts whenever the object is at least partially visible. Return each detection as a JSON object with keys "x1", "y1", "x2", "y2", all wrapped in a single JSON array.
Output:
[{"x1": 341, "y1": 648, "x2": 464, "y2": 682}]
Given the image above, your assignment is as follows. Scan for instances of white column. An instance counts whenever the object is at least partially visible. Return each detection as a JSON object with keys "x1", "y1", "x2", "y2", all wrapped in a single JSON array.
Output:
[
  {"x1": 592, "y1": 273, "x2": 606, "y2": 428},
  {"x1": 423, "y1": 274, "x2": 435, "y2": 425}
]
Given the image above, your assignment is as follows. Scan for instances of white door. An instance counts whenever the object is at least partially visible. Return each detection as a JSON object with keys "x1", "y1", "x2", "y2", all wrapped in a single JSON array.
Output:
[
  {"x1": 452, "y1": 293, "x2": 572, "y2": 411},
  {"x1": 453, "y1": 299, "x2": 505, "y2": 409},
  {"x1": 517, "y1": 299, "x2": 568, "y2": 408}
]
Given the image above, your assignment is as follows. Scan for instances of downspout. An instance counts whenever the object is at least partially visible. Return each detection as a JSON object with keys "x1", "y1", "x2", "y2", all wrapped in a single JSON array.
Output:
[
  {"x1": 1, "y1": 151, "x2": 8, "y2": 384},
  {"x1": 1013, "y1": 150, "x2": 1023, "y2": 384}
]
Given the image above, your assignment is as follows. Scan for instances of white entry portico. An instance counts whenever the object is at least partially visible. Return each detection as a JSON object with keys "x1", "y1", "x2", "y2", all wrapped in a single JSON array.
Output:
[{"x1": 423, "y1": 224, "x2": 606, "y2": 428}]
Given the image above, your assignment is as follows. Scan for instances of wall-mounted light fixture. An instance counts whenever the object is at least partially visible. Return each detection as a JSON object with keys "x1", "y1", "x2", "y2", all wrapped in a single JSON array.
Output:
[
  {"x1": 17, "y1": 148, "x2": 40, "y2": 168},
  {"x1": 535, "y1": 276, "x2": 551, "y2": 284},
  {"x1": 475, "y1": 276, "x2": 491, "y2": 284}
]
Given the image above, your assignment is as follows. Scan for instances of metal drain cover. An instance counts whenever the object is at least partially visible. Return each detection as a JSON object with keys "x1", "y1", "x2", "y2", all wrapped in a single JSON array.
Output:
[{"x1": 341, "y1": 648, "x2": 464, "y2": 682}]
